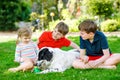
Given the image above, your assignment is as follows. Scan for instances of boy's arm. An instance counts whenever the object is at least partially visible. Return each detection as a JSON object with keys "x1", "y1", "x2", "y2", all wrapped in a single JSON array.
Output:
[
  {"x1": 96, "y1": 35, "x2": 110, "y2": 64},
  {"x1": 80, "y1": 49, "x2": 88, "y2": 63},
  {"x1": 88, "y1": 48, "x2": 110, "y2": 67},
  {"x1": 69, "y1": 42, "x2": 81, "y2": 52},
  {"x1": 96, "y1": 48, "x2": 110, "y2": 63},
  {"x1": 70, "y1": 42, "x2": 88, "y2": 63}
]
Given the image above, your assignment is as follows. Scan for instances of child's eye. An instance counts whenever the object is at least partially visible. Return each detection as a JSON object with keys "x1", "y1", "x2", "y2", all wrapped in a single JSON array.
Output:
[{"x1": 24, "y1": 38, "x2": 28, "y2": 39}]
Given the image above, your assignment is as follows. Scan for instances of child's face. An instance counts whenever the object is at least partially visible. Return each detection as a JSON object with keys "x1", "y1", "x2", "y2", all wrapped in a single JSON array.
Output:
[
  {"x1": 80, "y1": 31, "x2": 94, "y2": 40},
  {"x1": 52, "y1": 28, "x2": 64, "y2": 40},
  {"x1": 20, "y1": 36, "x2": 31, "y2": 44}
]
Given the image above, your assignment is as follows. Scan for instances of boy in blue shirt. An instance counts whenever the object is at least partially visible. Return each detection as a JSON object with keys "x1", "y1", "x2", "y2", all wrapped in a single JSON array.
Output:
[{"x1": 72, "y1": 19, "x2": 120, "y2": 69}]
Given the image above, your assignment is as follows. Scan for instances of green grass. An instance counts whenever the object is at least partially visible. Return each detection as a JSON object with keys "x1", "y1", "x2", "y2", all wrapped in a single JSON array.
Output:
[{"x1": 0, "y1": 36, "x2": 120, "y2": 80}]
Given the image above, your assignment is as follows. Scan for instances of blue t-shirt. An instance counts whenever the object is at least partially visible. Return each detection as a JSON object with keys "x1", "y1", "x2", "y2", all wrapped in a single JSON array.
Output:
[{"x1": 80, "y1": 31, "x2": 111, "y2": 56}]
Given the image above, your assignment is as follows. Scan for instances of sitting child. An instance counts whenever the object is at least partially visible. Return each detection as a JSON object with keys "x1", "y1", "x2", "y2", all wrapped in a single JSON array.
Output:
[
  {"x1": 37, "y1": 22, "x2": 81, "y2": 52},
  {"x1": 72, "y1": 19, "x2": 120, "y2": 69},
  {"x1": 8, "y1": 27, "x2": 39, "y2": 72}
]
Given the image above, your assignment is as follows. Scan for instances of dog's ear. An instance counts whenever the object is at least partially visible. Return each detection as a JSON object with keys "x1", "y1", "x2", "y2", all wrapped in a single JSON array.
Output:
[
  {"x1": 44, "y1": 49, "x2": 53, "y2": 61},
  {"x1": 38, "y1": 48, "x2": 53, "y2": 61},
  {"x1": 38, "y1": 48, "x2": 48, "y2": 60}
]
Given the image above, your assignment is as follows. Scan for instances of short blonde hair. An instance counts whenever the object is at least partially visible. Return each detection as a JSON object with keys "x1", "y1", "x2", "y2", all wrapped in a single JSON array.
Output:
[{"x1": 16, "y1": 27, "x2": 32, "y2": 44}]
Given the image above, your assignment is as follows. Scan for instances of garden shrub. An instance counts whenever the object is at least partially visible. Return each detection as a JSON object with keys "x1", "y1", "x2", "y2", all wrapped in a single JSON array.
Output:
[
  {"x1": 83, "y1": 0, "x2": 114, "y2": 19},
  {"x1": 78, "y1": 15, "x2": 94, "y2": 23},
  {"x1": 114, "y1": 13, "x2": 120, "y2": 29},
  {"x1": 61, "y1": 9, "x2": 73, "y2": 20},
  {"x1": 65, "y1": 19, "x2": 79, "y2": 32},
  {"x1": 48, "y1": 19, "x2": 79, "y2": 32},
  {"x1": 0, "y1": 0, "x2": 31, "y2": 31},
  {"x1": 48, "y1": 15, "x2": 94, "y2": 32},
  {"x1": 100, "y1": 19, "x2": 119, "y2": 32},
  {"x1": 48, "y1": 20, "x2": 60, "y2": 31}
]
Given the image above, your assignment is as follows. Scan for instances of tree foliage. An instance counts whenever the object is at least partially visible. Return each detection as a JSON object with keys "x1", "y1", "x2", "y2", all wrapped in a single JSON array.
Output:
[
  {"x1": 83, "y1": 0, "x2": 114, "y2": 18},
  {"x1": 114, "y1": 0, "x2": 120, "y2": 12},
  {"x1": 0, "y1": 0, "x2": 31, "y2": 31}
]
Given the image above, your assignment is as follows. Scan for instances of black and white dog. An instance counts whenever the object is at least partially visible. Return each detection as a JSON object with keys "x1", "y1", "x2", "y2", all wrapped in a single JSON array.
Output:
[{"x1": 36, "y1": 47, "x2": 80, "y2": 74}]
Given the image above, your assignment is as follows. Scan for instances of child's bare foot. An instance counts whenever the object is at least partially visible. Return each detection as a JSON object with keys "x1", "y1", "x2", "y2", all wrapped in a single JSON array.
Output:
[
  {"x1": 8, "y1": 68, "x2": 19, "y2": 72},
  {"x1": 98, "y1": 65, "x2": 116, "y2": 69}
]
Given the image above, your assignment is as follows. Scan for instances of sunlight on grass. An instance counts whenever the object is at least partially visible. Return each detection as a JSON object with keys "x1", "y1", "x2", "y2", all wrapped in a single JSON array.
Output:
[
  {"x1": 3, "y1": 70, "x2": 13, "y2": 75},
  {"x1": 107, "y1": 36, "x2": 119, "y2": 41},
  {"x1": 0, "y1": 37, "x2": 16, "y2": 43},
  {"x1": 1, "y1": 36, "x2": 120, "y2": 80}
]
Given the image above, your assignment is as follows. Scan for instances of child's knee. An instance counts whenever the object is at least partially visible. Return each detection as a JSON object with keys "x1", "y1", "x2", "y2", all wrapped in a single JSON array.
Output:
[
  {"x1": 72, "y1": 60, "x2": 81, "y2": 68},
  {"x1": 23, "y1": 62, "x2": 34, "y2": 71},
  {"x1": 72, "y1": 60, "x2": 87, "y2": 69},
  {"x1": 72, "y1": 62, "x2": 78, "y2": 68},
  {"x1": 28, "y1": 61, "x2": 34, "y2": 67}
]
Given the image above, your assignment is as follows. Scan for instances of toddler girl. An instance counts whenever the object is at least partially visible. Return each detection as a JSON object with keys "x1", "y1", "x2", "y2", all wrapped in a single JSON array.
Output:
[{"x1": 8, "y1": 27, "x2": 39, "y2": 72}]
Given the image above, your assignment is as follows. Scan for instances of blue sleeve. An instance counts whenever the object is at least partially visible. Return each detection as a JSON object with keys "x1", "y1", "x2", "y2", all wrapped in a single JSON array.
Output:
[
  {"x1": 80, "y1": 36, "x2": 86, "y2": 49},
  {"x1": 101, "y1": 36, "x2": 109, "y2": 49}
]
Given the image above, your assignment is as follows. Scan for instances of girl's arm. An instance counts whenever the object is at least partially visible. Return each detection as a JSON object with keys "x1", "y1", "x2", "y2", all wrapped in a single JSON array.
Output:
[{"x1": 14, "y1": 46, "x2": 22, "y2": 62}]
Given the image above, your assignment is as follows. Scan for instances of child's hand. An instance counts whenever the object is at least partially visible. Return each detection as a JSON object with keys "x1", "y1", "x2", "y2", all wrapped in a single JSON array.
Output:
[{"x1": 80, "y1": 56, "x2": 89, "y2": 63}]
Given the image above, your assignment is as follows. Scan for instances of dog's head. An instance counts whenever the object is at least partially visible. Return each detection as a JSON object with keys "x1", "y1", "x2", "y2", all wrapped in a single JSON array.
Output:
[{"x1": 36, "y1": 48, "x2": 53, "y2": 70}]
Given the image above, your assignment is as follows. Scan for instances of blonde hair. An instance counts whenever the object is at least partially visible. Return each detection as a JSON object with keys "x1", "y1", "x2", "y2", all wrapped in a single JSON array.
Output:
[{"x1": 16, "y1": 27, "x2": 32, "y2": 44}]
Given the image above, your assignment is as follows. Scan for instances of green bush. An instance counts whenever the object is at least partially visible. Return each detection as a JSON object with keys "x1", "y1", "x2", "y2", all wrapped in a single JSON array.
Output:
[
  {"x1": 113, "y1": 12, "x2": 120, "y2": 29},
  {"x1": 100, "y1": 19, "x2": 119, "y2": 32},
  {"x1": 61, "y1": 9, "x2": 73, "y2": 20},
  {"x1": 48, "y1": 19, "x2": 79, "y2": 32},
  {"x1": 48, "y1": 15, "x2": 95, "y2": 32},
  {"x1": 48, "y1": 20, "x2": 60, "y2": 31},
  {"x1": 65, "y1": 19, "x2": 79, "y2": 32},
  {"x1": 78, "y1": 14, "x2": 94, "y2": 23},
  {"x1": 83, "y1": 0, "x2": 114, "y2": 19},
  {"x1": 0, "y1": 1, "x2": 31, "y2": 31}
]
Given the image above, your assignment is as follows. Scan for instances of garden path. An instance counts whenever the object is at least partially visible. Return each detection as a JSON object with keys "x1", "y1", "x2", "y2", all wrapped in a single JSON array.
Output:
[{"x1": 0, "y1": 31, "x2": 120, "y2": 42}]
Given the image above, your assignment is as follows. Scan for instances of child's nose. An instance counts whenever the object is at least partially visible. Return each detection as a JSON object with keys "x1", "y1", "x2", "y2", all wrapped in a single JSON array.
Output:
[{"x1": 27, "y1": 39, "x2": 30, "y2": 41}]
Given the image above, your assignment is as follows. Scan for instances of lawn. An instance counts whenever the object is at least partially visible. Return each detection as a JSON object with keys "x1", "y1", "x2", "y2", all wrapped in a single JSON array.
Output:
[{"x1": 0, "y1": 36, "x2": 120, "y2": 80}]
